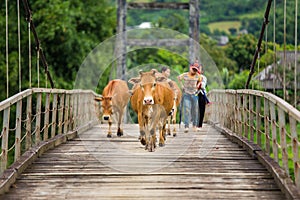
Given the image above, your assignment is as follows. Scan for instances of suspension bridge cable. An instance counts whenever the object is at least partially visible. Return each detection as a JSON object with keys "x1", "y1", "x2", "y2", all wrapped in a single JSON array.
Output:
[
  {"x1": 273, "y1": 0, "x2": 276, "y2": 94},
  {"x1": 28, "y1": 21, "x2": 31, "y2": 88},
  {"x1": 37, "y1": 50, "x2": 40, "y2": 88},
  {"x1": 6, "y1": 0, "x2": 9, "y2": 98},
  {"x1": 245, "y1": 0, "x2": 273, "y2": 89},
  {"x1": 18, "y1": 0, "x2": 22, "y2": 92},
  {"x1": 295, "y1": 0, "x2": 298, "y2": 107},
  {"x1": 283, "y1": 0, "x2": 287, "y2": 100},
  {"x1": 22, "y1": 0, "x2": 55, "y2": 89}
]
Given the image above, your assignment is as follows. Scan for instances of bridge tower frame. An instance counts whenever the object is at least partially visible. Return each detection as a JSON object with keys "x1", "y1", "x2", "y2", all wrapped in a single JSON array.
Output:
[{"x1": 116, "y1": 0, "x2": 199, "y2": 79}]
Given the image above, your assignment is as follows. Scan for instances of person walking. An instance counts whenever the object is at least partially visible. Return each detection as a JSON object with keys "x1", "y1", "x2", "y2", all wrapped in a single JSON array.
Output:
[
  {"x1": 195, "y1": 63, "x2": 208, "y2": 129},
  {"x1": 161, "y1": 66, "x2": 171, "y2": 79},
  {"x1": 177, "y1": 63, "x2": 201, "y2": 133}
]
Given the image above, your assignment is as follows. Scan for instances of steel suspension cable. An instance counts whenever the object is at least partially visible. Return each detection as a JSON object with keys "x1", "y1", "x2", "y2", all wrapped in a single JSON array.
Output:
[
  {"x1": 37, "y1": 50, "x2": 39, "y2": 88},
  {"x1": 6, "y1": 0, "x2": 9, "y2": 98},
  {"x1": 295, "y1": 0, "x2": 298, "y2": 107},
  {"x1": 22, "y1": 0, "x2": 55, "y2": 89},
  {"x1": 18, "y1": 0, "x2": 22, "y2": 92},
  {"x1": 283, "y1": 0, "x2": 287, "y2": 100},
  {"x1": 273, "y1": 0, "x2": 276, "y2": 94},
  {"x1": 28, "y1": 21, "x2": 31, "y2": 88},
  {"x1": 245, "y1": 0, "x2": 273, "y2": 89}
]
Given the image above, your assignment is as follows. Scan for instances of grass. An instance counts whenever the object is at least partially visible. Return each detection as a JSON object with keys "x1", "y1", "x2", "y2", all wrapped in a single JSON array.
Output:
[{"x1": 207, "y1": 20, "x2": 241, "y2": 34}]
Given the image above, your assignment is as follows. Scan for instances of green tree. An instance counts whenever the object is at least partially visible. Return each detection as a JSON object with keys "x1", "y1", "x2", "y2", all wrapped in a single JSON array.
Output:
[{"x1": 225, "y1": 34, "x2": 258, "y2": 72}]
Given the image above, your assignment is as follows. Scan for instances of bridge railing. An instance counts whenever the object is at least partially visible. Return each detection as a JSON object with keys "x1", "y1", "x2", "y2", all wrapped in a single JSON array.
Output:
[
  {"x1": 206, "y1": 89, "x2": 300, "y2": 191},
  {"x1": 0, "y1": 88, "x2": 100, "y2": 174}
]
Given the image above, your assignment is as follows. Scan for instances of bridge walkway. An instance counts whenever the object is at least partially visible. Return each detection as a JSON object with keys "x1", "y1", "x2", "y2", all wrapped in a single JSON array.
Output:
[{"x1": 0, "y1": 124, "x2": 286, "y2": 199}]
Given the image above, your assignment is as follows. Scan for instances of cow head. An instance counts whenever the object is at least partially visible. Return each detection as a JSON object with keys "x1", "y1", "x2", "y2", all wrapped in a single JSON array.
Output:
[
  {"x1": 129, "y1": 70, "x2": 167, "y2": 105},
  {"x1": 95, "y1": 96, "x2": 113, "y2": 121}
]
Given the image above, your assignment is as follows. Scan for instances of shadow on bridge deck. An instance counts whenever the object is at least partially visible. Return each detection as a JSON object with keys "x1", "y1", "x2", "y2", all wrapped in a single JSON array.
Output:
[{"x1": 0, "y1": 124, "x2": 286, "y2": 199}]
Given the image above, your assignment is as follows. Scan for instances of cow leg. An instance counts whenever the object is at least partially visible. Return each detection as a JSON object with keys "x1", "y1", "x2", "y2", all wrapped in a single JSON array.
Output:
[
  {"x1": 147, "y1": 128, "x2": 156, "y2": 152},
  {"x1": 172, "y1": 112, "x2": 177, "y2": 137},
  {"x1": 166, "y1": 116, "x2": 171, "y2": 135},
  {"x1": 138, "y1": 113, "x2": 146, "y2": 146},
  {"x1": 159, "y1": 123, "x2": 166, "y2": 147},
  {"x1": 107, "y1": 120, "x2": 112, "y2": 138},
  {"x1": 117, "y1": 110, "x2": 124, "y2": 137}
]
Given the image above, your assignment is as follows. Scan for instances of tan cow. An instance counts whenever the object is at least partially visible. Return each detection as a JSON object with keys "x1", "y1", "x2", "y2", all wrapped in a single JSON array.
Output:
[
  {"x1": 129, "y1": 70, "x2": 174, "y2": 152},
  {"x1": 166, "y1": 80, "x2": 182, "y2": 137},
  {"x1": 95, "y1": 79, "x2": 130, "y2": 137}
]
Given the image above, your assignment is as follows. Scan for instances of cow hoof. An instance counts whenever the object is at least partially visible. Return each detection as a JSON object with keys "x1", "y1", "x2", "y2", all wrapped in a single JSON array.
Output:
[
  {"x1": 140, "y1": 138, "x2": 146, "y2": 146},
  {"x1": 173, "y1": 133, "x2": 176, "y2": 137},
  {"x1": 117, "y1": 131, "x2": 123, "y2": 137},
  {"x1": 107, "y1": 134, "x2": 112, "y2": 138},
  {"x1": 167, "y1": 129, "x2": 171, "y2": 135},
  {"x1": 159, "y1": 143, "x2": 165, "y2": 147}
]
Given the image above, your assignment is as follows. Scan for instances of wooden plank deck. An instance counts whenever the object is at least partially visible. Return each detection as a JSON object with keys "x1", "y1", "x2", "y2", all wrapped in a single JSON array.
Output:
[{"x1": 0, "y1": 124, "x2": 286, "y2": 199}]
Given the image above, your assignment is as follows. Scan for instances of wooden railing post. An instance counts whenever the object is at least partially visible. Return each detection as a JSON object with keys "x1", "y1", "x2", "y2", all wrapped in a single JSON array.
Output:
[
  {"x1": 1, "y1": 108, "x2": 10, "y2": 173},
  {"x1": 58, "y1": 93, "x2": 65, "y2": 134},
  {"x1": 264, "y1": 98, "x2": 270, "y2": 154},
  {"x1": 51, "y1": 94, "x2": 58, "y2": 138},
  {"x1": 269, "y1": 101, "x2": 278, "y2": 162},
  {"x1": 289, "y1": 117, "x2": 300, "y2": 188},
  {"x1": 249, "y1": 95, "x2": 254, "y2": 140},
  {"x1": 43, "y1": 93, "x2": 50, "y2": 140},
  {"x1": 35, "y1": 93, "x2": 42, "y2": 144},
  {"x1": 63, "y1": 94, "x2": 70, "y2": 134},
  {"x1": 256, "y1": 96, "x2": 262, "y2": 146},
  {"x1": 25, "y1": 95, "x2": 32, "y2": 150},
  {"x1": 15, "y1": 101, "x2": 22, "y2": 161},
  {"x1": 278, "y1": 108, "x2": 289, "y2": 175}
]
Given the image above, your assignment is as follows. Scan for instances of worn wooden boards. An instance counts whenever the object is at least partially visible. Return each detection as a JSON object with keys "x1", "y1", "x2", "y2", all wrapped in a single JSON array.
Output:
[{"x1": 0, "y1": 124, "x2": 286, "y2": 199}]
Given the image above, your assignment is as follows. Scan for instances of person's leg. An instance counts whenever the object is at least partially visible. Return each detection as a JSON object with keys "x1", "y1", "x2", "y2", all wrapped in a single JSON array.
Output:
[
  {"x1": 183, "y1": 94, "x2": 191, "y2": 129},
  {"x1": 192, "y1": 95, "x2": 199, "y2": 127},
  {"x1": 198, "y1": 94, "x2": 206, "y2": 128}
]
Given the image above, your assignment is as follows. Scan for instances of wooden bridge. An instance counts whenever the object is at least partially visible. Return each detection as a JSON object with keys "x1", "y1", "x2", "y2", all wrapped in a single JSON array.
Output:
[
  {"x1": 1, "y1": 0, "x2": 300, "y2": 199},
  {"x1": 0, "y1": 88, "x2": 299, "y2": 199}
]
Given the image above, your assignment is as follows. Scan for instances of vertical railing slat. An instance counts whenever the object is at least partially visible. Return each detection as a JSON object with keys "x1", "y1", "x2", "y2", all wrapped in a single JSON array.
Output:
[
  {"x1": 25, "y1": 95, "x2": 32, "y2": 150},
  {"x1": 278, "y1": 108, "x2": 289, "y2": 175},
  {"x1": 43, "y1": 93, "x2": 50, "y2": 140},
  {"x1": 63, "y1": 94, "x2": 70, "y2": 134},
  {"x1": 264, "y1": 98, "x2": 270, "y2": 154},
  {"x1": 15, "y1": 100, "x2": 22, "y2": 161},
  {"x1": 270, "y1": 102, "x2": 278, "y2": 162},
  {"x1": 243, "y1": 94, "x2": 248, "y2": 138},
  {"x1": 68, "y1": 94, "x2": 74, "y2": 131},
  {"x1": 51, "y1": 94, "x2": 58, "y2": 138},
  {"x1": 249, "y1": 95, "x2": 254, "y2": 141},
  {"x1": 289, "y1": 117, "x2": 299, "y2": 189},
  {"x1": 237, "y1": 94, "x2": 242, "y2": 135},
  {"x1": 58, "y1": 94, "x2": 65, "y2": 135},
  {"x1": 35, "y1": 93, "x2": 42, "y2": 144},
  {"x1": 256, "y1": 96, "x2": 261, "y2": 146},
  {"x1": 1, "y1": 108, "x2": 10, "y2": 173}
]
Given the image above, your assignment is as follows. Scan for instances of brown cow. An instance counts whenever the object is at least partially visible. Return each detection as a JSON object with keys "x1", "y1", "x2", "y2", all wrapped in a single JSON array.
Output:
[
  {"x1": 166, "y1": 80, "x2": 182, "y2": 137},
  {"x1": 129, "y1": 70, "x2": 174, "y2": 152},
  {"x1": 95, "y1": 79, "x2": 130, "y2": 137}
]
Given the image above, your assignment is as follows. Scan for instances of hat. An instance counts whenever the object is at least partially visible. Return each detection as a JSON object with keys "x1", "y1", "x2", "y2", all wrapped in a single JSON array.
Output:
[{"x1": 190, "y1": 65, "x2": 200, "y2": 74}]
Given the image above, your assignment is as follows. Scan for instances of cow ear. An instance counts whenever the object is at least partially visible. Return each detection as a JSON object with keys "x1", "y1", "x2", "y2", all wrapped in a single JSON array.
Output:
[
  {"x1": 128, "y1": 77, "x2": 141, "y2": 85},
  {"x1": 151, "y1": 69, "x2": 158, "y2": 74},
  {"x1": 95, "y1": 97, "x2": 103, "y2": 102}
]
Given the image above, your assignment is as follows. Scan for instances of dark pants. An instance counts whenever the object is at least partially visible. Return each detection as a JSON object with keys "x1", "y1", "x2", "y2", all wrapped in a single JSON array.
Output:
[{"x1": 197, "y1": 94, "x2": 206, "y2": 128}]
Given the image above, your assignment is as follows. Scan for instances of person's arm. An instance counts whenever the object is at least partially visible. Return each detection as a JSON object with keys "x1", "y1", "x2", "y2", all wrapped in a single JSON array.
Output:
[
  {"x1": 177, "y1": 74, "x2": 184, "y2": 89},
  {"x1": 200, "y1": 75, "x2": 207, "y2": 89}
]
